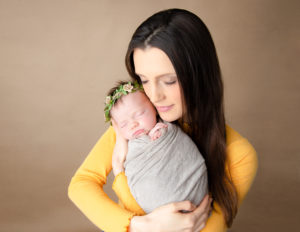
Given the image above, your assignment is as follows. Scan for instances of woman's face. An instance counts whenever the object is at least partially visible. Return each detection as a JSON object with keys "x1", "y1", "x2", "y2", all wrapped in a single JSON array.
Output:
[{"x1": 133, "y1": 47, "x2": 183, "y2": 122}]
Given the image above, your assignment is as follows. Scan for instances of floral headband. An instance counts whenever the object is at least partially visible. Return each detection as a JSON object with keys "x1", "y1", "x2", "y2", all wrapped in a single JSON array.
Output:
[{"x1": 104, "y1": 81, "x2": 143, "y2": 123}]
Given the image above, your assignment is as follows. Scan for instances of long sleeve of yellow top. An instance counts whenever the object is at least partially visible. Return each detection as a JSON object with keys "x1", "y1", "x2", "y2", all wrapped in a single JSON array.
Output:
[{"x1": 68, "y1": 125, "x2": 258, "y2": 232}]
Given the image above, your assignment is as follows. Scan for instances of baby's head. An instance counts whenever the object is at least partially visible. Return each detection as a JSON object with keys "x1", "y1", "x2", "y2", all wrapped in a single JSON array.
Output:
[{"x1": 104, "y1": 81, "x2": 157, "y2": 140}]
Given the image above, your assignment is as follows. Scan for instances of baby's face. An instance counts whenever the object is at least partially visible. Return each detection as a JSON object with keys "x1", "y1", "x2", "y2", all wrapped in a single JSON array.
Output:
[{"x1": 110, "y1": 91, "x2": 157, "y2": 140}]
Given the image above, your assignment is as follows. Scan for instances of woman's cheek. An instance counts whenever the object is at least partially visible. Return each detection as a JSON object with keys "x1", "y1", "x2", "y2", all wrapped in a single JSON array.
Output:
[{"x1": 142, "y1": 86, "x2": 152, "y2": 102}]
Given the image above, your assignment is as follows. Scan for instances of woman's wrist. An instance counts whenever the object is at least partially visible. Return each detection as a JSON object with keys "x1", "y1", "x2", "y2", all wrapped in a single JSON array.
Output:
[
  {"x1": 112, "y1": 163, "x2": 124, "y2": 176},
  {"x1": 129, "y1": 215, "x2": 152, "y2": 232}
]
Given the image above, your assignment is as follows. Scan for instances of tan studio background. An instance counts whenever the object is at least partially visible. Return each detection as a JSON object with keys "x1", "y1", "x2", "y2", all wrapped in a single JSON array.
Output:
[{"x1": 0, "y1": 0, "x2": 299, "y2": 231}]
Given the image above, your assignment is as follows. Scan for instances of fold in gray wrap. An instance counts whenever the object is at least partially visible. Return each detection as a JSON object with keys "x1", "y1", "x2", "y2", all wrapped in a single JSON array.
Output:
[{"x1": 124, "y1": 122, "x2": 208, "y2": 213}]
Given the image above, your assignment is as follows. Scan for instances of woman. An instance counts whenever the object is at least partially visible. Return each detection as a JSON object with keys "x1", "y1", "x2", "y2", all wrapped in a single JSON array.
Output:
[{"x1": 68, "y1": 9, "x2": 258, "y2": 232}]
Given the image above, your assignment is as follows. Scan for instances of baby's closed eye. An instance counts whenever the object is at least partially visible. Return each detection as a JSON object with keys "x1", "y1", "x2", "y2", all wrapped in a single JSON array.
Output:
[
  {"x1": 120, "y1": 122, "x2": 128, "y2": 128},
  {"x1": 136, "y1": 110, "x2": 145, "y2": 117}
]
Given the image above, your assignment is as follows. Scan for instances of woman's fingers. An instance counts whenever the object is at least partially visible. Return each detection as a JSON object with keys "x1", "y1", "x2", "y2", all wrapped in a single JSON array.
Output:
[
  {"x1": 145, "y1": 201, "x2": 200, "y2": 232},
  {"x1": 191, "y1": 195, "x2": 213, "y2": 231},
  {"x1": 171, "y1": 201, "x2": 196, "y2": 213},
  {"x1": 145, "y1": 199, "x2": 210, "y2": 232},
  {"x1": 193, "y1": 210, "x2": 209, "y2": 231},
  {"x1": 194, "y1": 195, "x2": 211, "y2": 214},
  {"x1": 111, "y1": 119, "x2": 120, "y2": 135},
  {"x1": 112, "y1": 118, "x2": 128, "y2": 144}
]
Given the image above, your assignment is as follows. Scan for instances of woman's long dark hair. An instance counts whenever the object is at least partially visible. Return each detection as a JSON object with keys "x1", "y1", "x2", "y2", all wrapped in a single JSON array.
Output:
[{"x1": 125, "y1": 9, "x2": 238, "y2": 227}]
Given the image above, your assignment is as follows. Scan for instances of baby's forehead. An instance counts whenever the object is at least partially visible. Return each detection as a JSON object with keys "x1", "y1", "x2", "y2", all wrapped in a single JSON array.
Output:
[
  {"x1": 111, "y1": 91, "x2": 149, "y2": 118},
  {"x1": 113, "y1": 96, "x2": 136, "y2": 111},
  {"x1": 118, "y1": 91, "x2": 148, "y2": 106}
]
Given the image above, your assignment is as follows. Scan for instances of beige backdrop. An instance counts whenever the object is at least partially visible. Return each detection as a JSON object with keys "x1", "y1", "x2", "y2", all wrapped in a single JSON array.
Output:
[{"x1": 0, "y1": 0, "x2": 299, "y2": 231}]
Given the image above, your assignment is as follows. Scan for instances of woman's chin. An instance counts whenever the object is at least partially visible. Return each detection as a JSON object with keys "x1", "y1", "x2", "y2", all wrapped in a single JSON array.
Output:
[{"x1": 158, "y1": 114, "x2": 181, "y2": 122}]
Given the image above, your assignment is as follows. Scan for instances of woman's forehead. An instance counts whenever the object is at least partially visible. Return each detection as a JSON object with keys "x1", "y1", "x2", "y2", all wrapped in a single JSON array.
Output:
[{"x1": 133, "y1": 47, "x2": 175, "y2": 78}]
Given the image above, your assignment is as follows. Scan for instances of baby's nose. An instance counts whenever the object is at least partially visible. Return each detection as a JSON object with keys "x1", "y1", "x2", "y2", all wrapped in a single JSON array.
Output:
[{"x1": 131, "y1": 121, "x2": 138, "y2": 129}]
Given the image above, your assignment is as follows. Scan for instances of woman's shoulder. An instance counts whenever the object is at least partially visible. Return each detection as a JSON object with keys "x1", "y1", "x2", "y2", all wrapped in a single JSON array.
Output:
[
  {"x1": 225, "y1": 124, "x2": 257, "y2": 165},
  {"x1": 226, "y1": 124, "x2": 252, "y2": 147},
  {"x1": 105, "y1": 125, "x2": 116, "y2": 138},
  {"x1": 93, "y1": 125, "x2": 116, "y2": 148}
]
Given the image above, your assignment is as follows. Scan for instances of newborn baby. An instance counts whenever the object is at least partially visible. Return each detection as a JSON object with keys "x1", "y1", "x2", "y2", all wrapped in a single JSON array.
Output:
[{"x1": 105, "y1": 81, "x2": 208, "y2": 213}]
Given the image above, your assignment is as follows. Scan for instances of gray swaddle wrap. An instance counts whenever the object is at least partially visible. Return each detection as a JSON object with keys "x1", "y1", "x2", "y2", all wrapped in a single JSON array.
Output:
[{"x1": 124, "y1": 122, "x2": 208, "y2": 213}]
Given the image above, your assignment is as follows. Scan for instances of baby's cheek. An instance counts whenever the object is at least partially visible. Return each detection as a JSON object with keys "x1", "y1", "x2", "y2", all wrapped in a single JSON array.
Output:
[{"x1": 149, "y1": 115, "x2": 157, "y2": 127}]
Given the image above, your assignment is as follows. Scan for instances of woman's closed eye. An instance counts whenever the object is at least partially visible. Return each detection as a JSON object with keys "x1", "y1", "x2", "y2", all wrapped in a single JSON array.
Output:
[
  {"x1": 141, "y1": 79, "x2": 176, "y2": 86},
  {"x1": 141, "y1": 79, "x2": 148, "y2": 84},
  {"x1": 165, "y1": 80, "x2": 176, "y2": 85}
]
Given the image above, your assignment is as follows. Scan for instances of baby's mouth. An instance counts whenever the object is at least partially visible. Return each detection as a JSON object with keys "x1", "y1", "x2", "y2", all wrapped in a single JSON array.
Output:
[{"x1": 133, "y1": 129, "x2": 145, "y2": 138}]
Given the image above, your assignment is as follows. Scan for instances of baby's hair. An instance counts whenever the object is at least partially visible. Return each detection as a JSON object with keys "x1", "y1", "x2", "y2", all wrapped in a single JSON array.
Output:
[{"x1": 104, "y1": 80, "x2": 144, "y2": 123}]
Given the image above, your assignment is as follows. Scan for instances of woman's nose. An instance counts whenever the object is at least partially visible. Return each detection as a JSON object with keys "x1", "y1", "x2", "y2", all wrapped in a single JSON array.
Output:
[{"x1": 147, "y1": 83, "x2": 163, "y2": 104}]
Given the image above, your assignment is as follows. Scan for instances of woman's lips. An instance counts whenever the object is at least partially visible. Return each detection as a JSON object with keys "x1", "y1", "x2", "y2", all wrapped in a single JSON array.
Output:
[{"x1": 155, "y1": 105, "x2": 174, "y2": 112}]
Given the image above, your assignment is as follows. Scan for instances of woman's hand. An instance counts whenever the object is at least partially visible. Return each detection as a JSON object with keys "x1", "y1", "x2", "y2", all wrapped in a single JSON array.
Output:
[
  {"x1": 130, "y1": 195, "x2": 212, "y2": 232},
  {"x1": 111, "y1": 119, "x2": 128, "y2": 176}
]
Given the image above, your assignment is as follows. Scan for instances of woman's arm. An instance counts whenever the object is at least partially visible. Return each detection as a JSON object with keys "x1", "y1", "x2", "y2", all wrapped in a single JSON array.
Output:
[
  {"x1": 130, "y1": 196, "x2": 212, "y2": 232},
  {"x1": 68, "y1": 126, "x2": 135, "y2": 232},
  {"x1": 111, "y1": 119, "x2": 128, "y2": 176}
]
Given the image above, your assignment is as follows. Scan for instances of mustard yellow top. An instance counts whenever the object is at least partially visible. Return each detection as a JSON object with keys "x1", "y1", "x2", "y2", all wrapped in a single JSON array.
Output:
[{"x1": 68, "y1": 125, "x2": 258, "y2": 232}]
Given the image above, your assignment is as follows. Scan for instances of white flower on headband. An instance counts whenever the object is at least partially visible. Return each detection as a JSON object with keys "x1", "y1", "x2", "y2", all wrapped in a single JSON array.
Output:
[
  {"x1": 105, "y1": 96, "x2": 111, "y2": 105},
  {"x1": 113, "y1": 92, "x2": 122, "y2": 100},
  {"x1": 123, "y1": 83, "x2": 133, "y2": 92}
]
